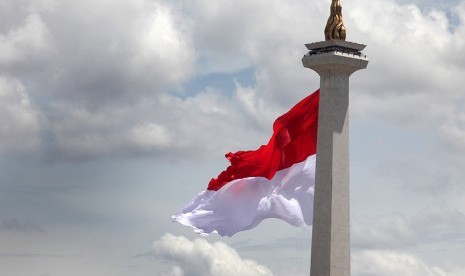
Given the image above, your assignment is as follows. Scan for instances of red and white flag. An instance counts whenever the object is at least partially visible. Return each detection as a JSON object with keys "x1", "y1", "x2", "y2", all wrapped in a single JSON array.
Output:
[{"x1": 173, "y1": 89, "x2": 320, "y2": 237}]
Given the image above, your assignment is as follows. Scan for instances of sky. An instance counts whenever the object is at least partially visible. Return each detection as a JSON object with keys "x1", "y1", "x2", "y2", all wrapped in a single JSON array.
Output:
[{"x1": 1, "y1": 0, "x2": 465, "y2": 275}]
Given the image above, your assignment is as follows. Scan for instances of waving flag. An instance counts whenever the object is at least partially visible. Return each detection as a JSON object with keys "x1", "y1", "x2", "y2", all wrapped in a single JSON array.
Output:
[{"x1": 173, "y1": 89, "x2": 320, "y2": 237}]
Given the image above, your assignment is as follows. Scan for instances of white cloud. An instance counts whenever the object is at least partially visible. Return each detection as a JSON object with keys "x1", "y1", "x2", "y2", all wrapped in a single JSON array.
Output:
[
  {"x1": 130, "y1": 123, "x2": 173, "y2": 150},
  {"x1": 353, "y1": 214, "x2": 417, "y2": 249},
  {"x1": 1, "y1": 0, "x2": 465, "y2": 275},
  {"x1": 0, "y1": 0, "x2": 201, "y2": 159},
  {"x1": 32, "y1": 0, "x2": 297, "y2": 160},
  {"x1": 188, "y1": 0, "x2": 323, "y2": 104},
  {"x1": 348, "y1": 0, "x2": 465, "y2": 155},
  {"x1": 438, "y1": 114, "x2": 465, "y2": 153},
  {"x1": 42, "y1": 86, "x2": 269, "y2": 160},
  {"x1": 352, "y1": 202, "x2": 465, "y2": 251},
  {"x1": 0, "y1": 0, "x2": 464, "y2": 163},
  {"x1": 411, "y1": 202, "x2": 465, "y2": 240},
  {"x1": 27, "y1": 0, "x2": 58, "y2": 14},
  {"x1": 154, "y1": 233, "x2": 274, "y2": 276},
  {"x1": 161, "y1": 266, "x2": 184, "y2": 276},
  {"x1": 353, "y1": 250, "x2": 447, "y2": 276},
  {"x1": 5, "y1": 0, "x2": 465, "y2": 162},
  {"x1": 0, "y1": 76, "x2": 40, "y2": 152},
  {"x1": 132, "y1": 3, "x2": 195, "y2": 87},
  {"x1": 0, "y1": 13, "x2": 50, "y2": 65},
  {"x1": 378, "y1": 153, "x2": 461, "y2": 194}
]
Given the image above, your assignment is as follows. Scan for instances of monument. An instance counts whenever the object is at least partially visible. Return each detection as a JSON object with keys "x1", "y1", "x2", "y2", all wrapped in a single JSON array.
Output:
[{"x1": 302, "y1": 1, "x2": 368, "y2": 275}]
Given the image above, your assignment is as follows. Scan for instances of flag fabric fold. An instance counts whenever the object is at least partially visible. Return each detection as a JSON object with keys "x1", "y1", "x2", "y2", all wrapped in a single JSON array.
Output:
[{"x1": 173, "y1": 89, "x2": 320, "y2": 237}]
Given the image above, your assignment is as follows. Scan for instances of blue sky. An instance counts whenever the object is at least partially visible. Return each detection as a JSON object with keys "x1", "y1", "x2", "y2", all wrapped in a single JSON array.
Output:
[{"x1": 1, "y1": 0, "x2": 465, "y2": 275}]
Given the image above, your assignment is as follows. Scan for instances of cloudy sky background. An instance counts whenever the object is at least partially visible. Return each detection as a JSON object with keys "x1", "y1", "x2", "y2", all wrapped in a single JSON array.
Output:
[{"x1": 1, "y1": 0, "x2": 465, "y2": 275}]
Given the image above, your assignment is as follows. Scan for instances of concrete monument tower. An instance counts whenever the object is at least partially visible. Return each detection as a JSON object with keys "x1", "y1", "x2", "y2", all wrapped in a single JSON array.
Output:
[{"x1": 302, "y1": 1, "x2": 368, "y2": 275}]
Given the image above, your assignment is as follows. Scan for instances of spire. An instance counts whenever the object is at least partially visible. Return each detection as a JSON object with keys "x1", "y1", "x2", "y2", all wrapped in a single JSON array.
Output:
[{"x1": 324, "y1": 0, "x2": 346, "y2": 41}]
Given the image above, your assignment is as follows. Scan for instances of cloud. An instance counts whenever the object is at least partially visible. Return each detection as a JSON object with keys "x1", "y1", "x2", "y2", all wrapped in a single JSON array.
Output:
[
  {"x1": 0, "y1": 218, "x2": 43, "y2": 233},
  {"x1": 410, "y1": 202, "x2": 465, "y2": 241},
  {"x1": 1, "y1": 0, "x2": 465, "y2": 166},
  {"x1": 0, "y1": 0, "x2": 323, "y2": 160},
  {"x1": 376, "y1": 152, "x2": 461, "y2": 194},
  {"x1": 352, "y1": 213, "x2": 417, "y2": 249},
  {"x1": 352, "y1": 202, "x2": 465, "y2": 250},
  {"x1": 154, "y1": 233, "x2": 274, "y2": 276},
  {"x1": 1, "y1": 0, "x2": 465, "y2": 275},
  {"x1": 161, "y1": 266, "x2": 184, "y2": 276},
  {"x1": 348, "y1": 0, "x2": 465, "y2": 154},
  {"x1": 438, "y1": 114, "x2": 465, "y2": 153},
  {"x1": 132, "y1": 3, "x2": 195, "y2": 87},
  {"x1": 396, "y1": 0, "x2": 462, "y2": 11},
  {"x1": 352, "y1": 250, "x2": 447, "y2": 276},
  {"x1": 0, "y1": 13, "x2": 50, "y2": 65},
  {"x1": 39, "y1": 0, "x2": 196, "y2": 106},
  {"x1": 353, "y1": 249, "x2": 465, "y2": 276},
  {"x1": 0, "y1": 0, "x2": 200, "y2": 160},
  {"x1": 0, "y1": 76, "x2": 40, "y2": 153}
]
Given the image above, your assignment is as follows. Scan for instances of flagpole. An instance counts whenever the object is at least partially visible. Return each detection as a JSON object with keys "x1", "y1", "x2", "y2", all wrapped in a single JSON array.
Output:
[{"x1": 302, "y1": 1, "x2": 368, "y2": 275}]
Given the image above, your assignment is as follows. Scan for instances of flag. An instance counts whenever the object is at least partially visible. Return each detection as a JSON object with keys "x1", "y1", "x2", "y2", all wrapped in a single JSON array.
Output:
[{"x1": 173, "y1": 89, "x2": 320, "y2": 237}]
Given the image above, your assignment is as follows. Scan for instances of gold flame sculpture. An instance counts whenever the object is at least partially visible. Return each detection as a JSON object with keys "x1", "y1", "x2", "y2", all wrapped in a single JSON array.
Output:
[{"x1": 324, "y1": 0, "x2": 346, "y2": 41}]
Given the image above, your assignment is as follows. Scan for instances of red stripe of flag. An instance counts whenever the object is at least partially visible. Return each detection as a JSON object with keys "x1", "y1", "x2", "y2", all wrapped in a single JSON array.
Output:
[{"x1": 208, "y1": 89, "x2": 320, "y2": 191}]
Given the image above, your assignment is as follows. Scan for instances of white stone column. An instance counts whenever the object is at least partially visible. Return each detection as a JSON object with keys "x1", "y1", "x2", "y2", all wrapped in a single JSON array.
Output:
[{"x1": 302, "y1": 40, "x2": 368, "y2": 276}]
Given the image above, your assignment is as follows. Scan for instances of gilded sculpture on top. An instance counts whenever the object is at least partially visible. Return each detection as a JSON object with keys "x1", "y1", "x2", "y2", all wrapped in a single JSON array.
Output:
[{"x1": 325, "y1": 0, "x2": 346, "y2": 41}]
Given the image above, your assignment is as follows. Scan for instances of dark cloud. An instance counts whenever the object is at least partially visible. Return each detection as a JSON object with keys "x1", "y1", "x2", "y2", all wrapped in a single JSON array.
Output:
[{"x1": 0, "y1": 218, "x2": 43, "y2": 233}]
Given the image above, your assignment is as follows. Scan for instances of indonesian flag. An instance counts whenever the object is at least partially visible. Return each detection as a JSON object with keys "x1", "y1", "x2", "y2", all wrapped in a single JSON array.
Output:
[{"x1": 173, "y1": 89, "x2": 320, "y2": 237}]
